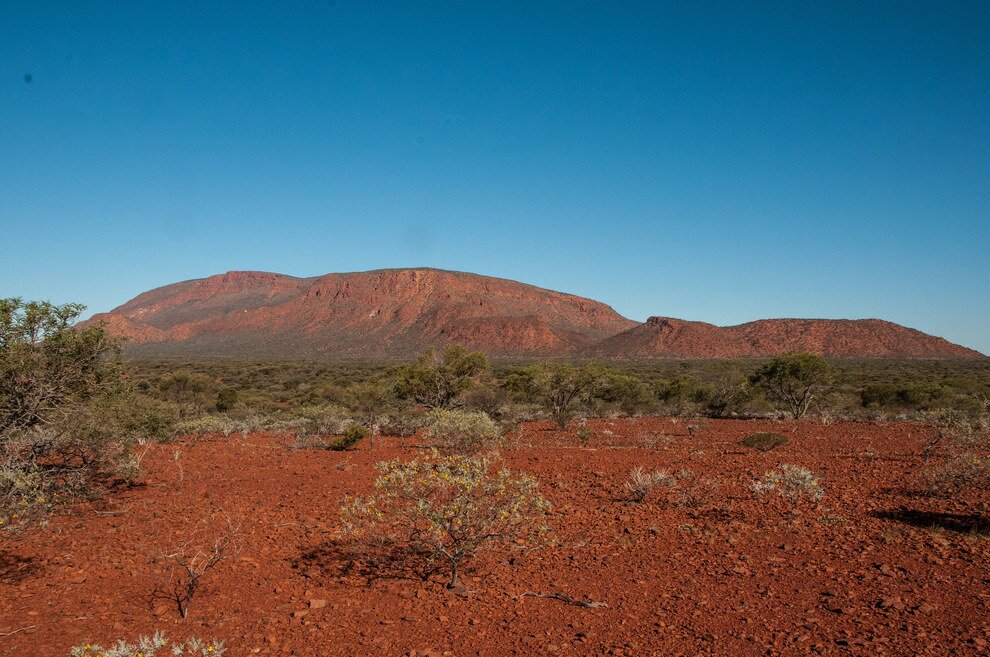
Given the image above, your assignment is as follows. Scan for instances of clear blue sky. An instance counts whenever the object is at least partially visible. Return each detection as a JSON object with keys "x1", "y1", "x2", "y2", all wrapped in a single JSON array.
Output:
[{"x1": 2, "y1": 2, "x2": 988, "y2": 354}]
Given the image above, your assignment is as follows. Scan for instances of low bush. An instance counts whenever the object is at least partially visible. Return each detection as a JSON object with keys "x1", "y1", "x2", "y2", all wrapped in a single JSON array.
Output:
[
  {"x1": 624, "y1": 466, "x2": 674, "y2": 502},
  {"x1": 70, "y1": 631, "x2": 225, "y2": 657},
  {"x1": 751, "y1": 464, "x2": 823, "y2": 501},
  {"x1": 922, "y1": 405, "x2": 990, "y2": 495},
  {"x1": 425, "y1": 409, "x2": 502, "y2": 454},
  {"x1": 740, "y1": 432, "x2": 788, "y2": 452},
  {"x1": 339, "y1": 452, "x2": 550, "y2": 588}
]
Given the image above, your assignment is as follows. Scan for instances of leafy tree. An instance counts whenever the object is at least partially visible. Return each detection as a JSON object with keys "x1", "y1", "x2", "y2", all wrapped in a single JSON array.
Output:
[
  {"x1": 651, "y1": 374, "x2": 710, "y2": 415},
  {"x1": 343, "y1": 380, "x2": 395, "y2": 448},
  {"x1": 598, "y1": 371, "x2": 653, "y2": 416},
  {"x1": 394, "y1": 345, "x2": 490, "y2": 409},
  {"x1": 750, "y1": 353, "x2": 834, "y2": 419},
  {"x1": 699, "y1": 361, "x2": 754, "y2": 417},
  {"x1": 508, "y1": 364, "x2": 605, "y2": 429}
]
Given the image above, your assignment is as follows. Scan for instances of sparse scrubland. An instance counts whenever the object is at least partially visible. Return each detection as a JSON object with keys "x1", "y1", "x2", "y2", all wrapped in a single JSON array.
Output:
[{"x1": 2, "y1": 300, "x2": 990, "y2": 655}]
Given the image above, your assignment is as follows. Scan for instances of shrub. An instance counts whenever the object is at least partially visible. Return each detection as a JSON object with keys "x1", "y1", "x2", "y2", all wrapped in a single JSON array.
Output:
[
  {"x1": 172, "y1": 414, "x2": 242, "y2": 438},
  {"x1": 740, "y1": 432, "x2": 788, "y2": 452},
  {"x1": 669, "y1": 469, "x2": 718, "y2": 510},
  {"x1": 151, "y1": 514, "x2": 240, "y2": 619},
  {"x1": 922, "y1": 405, "x2": 990, "y2": 495},
  {"x1": 214, "y1": 387, "x2": 238, "y2": 412},
  {"x1": 576, "y1": 420, "x2": 593, "y2": 446},
  {"x1": 1, "y1": 299, "x2": 136, "y2": 529},
  {"x1": 425, "y1": 409, "x2": 502, "y2": 454},
  {"x1": 334, "y1": 423, "x2": 370, "y2": 450},
  {"x1": 339, "y1": 453, "x2": 550, "y2": 588},
  {"x1": 751, "y1": 464, "x2": 824, "y2": 501},
  {"x1": 624, "y1": 466, "x2": 674, "y2": 502},
  {"x1": 70, "y1": 631, "x2": 225, "y2": 657}
]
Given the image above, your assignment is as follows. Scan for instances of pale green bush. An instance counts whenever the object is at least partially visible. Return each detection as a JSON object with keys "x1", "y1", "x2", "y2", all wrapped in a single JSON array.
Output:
[
  {"x1": 425, "y1": 409, "x2": 502, "y2": 454},
  {"x1": 751, "y1": 464, "x2": 823, "y2": 501},
  {"x1": 340, "y1": 452, "x2": 550, "y2": 588}
]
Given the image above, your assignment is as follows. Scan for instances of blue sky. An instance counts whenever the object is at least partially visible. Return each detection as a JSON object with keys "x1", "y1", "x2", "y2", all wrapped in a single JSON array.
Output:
[{"x1": 2, "y1": 2, "x2": 988, "y2": 354}]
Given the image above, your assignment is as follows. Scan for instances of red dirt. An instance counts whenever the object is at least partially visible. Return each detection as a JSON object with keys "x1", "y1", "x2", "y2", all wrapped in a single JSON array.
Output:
[
  {"x1": 3, "y1": 419, "x2": 989, "y2": 656},
  {"x1": 81, "y1": 268, "x2": 984, "y2": 359}
]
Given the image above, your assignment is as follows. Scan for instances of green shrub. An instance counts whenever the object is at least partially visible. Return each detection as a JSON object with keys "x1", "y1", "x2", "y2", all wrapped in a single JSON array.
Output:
[
  {"x1": 426, "y1": 408, "x2": 502, "y2": 453},
  {"x1": 740, "y1": 432, "x2": 788, "y2": 452},
  {"x1": 215, "y1": 387, "x2": 238, "y2": 412},
  {"x1": 330, "y1": 423, "x2": 370, "y2": 450},
  {"x1": 1, "y1": 299, "x2": 137, "y2": 529}
]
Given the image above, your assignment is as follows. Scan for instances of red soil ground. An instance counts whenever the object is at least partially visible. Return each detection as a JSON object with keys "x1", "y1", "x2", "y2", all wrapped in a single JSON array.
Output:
[{"x1": 2, "y1": 419, "x2": 989, "y2": 656}]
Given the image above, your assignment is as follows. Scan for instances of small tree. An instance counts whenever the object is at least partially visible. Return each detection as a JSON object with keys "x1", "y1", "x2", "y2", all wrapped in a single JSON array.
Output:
[
  {"x1": 509, "y1": 364, "x2": 604, "y2": 429},
  {"x1": 151, "y1": 514, "x2": 240, "y2": 618},
  {"x1": 394, "y1": 345, "x2": 490, "y2": 409},
  {"x1": 751, "y1": 353, "x2": 833, "y2": 419},
  {"x1": 339, "y1": 453, "x2": 550, "y2": 589},
  {"x1": 344, "y1": 380, "x2": 395, "y2": 448}
]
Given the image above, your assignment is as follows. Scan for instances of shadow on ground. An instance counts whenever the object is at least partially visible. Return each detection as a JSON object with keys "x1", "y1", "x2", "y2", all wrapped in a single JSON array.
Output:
[
  {"x1": 873, "y1": 509, "x2": 990, "y2": 535},
  {"x1": 0, "y1": 549, "x2": 40, "y2": 585},
  {"x1": 291, "y1": 540, "x2": 442, "y2": 586}
]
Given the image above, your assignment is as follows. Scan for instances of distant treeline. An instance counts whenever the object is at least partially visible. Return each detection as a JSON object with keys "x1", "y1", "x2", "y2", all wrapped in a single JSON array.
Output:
[{"x1": 125, "y1": 353, "x2": 990, "y2": 427}]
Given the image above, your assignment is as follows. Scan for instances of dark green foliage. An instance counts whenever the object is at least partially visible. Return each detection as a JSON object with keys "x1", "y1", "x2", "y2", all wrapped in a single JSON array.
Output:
[
  {"x1": 119, "y1": 355, "x2": 990, "y2": 427},
  {"x1": 751, "y1": 353, "x2": 834, "y2": 418},
  {"x1": 740, "y1": 432, "x2": 788, "y2": 452},
  {"x1": 215, "y1": 387, "x2": 238, "y2": 412},
  {"x1": 328, "y1": 423, "x2": 370, "y2": 450}
]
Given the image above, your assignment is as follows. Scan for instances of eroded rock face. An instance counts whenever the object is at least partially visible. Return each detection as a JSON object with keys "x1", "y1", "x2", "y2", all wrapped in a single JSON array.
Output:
[
  {"x1": 82, "y1": 268, "x2": 637, "y2": 359},
  {"x1": 83, "y1": 268, "x2": 983, "y2": 360}
]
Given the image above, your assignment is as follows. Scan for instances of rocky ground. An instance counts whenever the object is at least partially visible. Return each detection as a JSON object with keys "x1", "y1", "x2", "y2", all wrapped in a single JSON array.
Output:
[{"x1": 2, "y1": 418, "x2": 989, "y2": 656}]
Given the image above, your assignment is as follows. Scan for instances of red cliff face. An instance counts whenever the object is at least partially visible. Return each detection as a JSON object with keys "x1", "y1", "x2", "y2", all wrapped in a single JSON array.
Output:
[
  {"x1": 83, "y1": 269, "x2": 984, "y2": 360},
  {"x1": 83, "y1": 269, "x2": 637, "y2": 359}
]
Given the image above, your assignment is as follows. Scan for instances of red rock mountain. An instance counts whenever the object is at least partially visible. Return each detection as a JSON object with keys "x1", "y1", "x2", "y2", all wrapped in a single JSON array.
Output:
[
  {"x1": 84, "y1": 269, "x2": 637, "y2": 359},
  {"x1": 589, "y1": 316, "x2": 984, "y2": 359},
  {"x1": 84, "y1": 269, "x2": 984, "y2": 360}
]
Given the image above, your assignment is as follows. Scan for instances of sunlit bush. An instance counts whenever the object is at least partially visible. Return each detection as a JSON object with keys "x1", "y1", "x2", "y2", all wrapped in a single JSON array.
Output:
[{"x1": 339, "y1": 452, "x2": 550, "y2": 588}]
